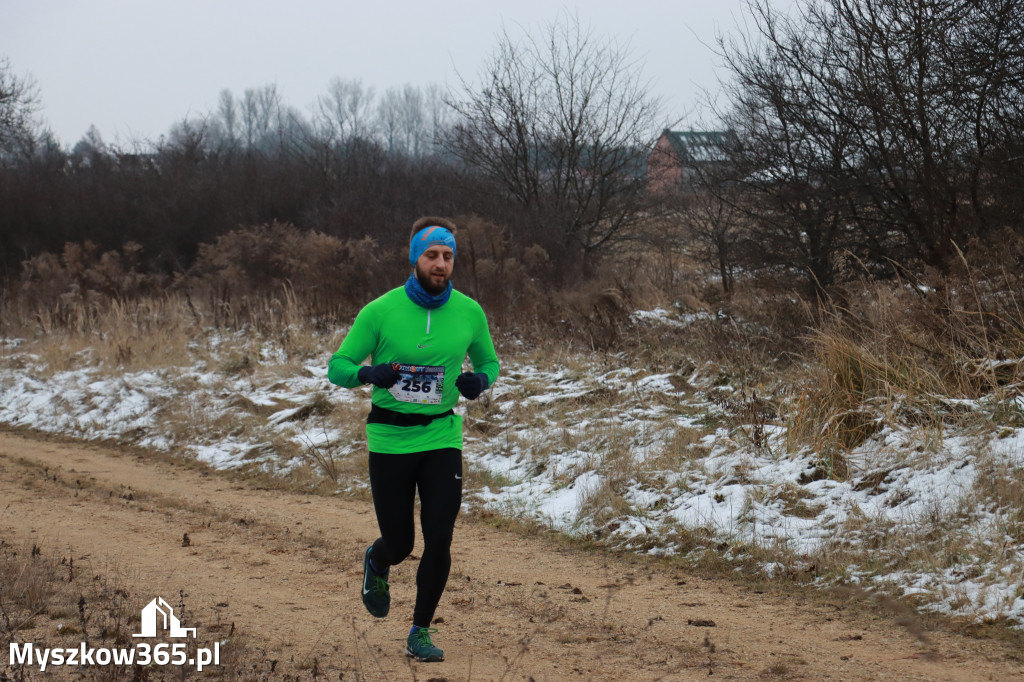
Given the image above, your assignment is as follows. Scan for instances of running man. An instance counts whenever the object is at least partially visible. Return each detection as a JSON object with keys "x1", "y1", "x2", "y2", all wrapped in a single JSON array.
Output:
[{"x1": 327, "y1": 216, "x2": 500, "y2": 662}]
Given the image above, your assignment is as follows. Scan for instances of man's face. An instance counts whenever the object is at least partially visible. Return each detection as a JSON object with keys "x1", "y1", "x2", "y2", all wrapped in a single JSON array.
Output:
[{"x1": 415, "y1": 245, "x2": 454, "y2": 295}]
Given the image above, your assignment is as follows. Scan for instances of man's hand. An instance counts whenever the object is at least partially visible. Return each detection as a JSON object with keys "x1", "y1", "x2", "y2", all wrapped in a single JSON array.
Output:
[
  {"x1": 455, "y1": 372, "x2": 489, "y2": 400},
  {"x1": 358, "y1": 363, "x2": 400, "y2": 388}
]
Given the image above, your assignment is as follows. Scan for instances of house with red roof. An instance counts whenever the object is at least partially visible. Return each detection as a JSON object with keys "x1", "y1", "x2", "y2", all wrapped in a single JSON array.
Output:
[{"x1": 647, "y1": 129, "x2": 732, "y2": 194}]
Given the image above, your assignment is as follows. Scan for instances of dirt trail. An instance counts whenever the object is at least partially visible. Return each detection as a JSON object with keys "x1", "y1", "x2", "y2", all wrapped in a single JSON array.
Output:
[{"x1": 1, "y1": 431, "x2": 1021, "y2": 681}]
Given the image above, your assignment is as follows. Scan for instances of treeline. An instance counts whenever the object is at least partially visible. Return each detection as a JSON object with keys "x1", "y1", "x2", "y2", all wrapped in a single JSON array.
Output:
[
  {"x1": 0, "y1": 81, "x2": 493, "y2": 280},
  {"x1": 0, "y1": 82, "x2": 649, "y2": 297},
  {"x1": 1, "y1": 13, "x2": 665, "y2": 306},
  {"x1": 3, "y1": 1, "x2": 1024, "y2": 320}
]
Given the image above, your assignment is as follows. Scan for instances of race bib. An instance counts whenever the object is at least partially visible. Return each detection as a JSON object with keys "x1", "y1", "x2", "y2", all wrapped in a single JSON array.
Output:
[{"x1": 387, "y1": 363, "x2": 445, "y2": 404}]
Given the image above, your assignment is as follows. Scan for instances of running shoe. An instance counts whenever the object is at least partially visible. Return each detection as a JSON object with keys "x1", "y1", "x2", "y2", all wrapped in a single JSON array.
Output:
[
  {"x1": 361, "y1": 546, "x2": 390, "y2": 618},
  {"x1": 406, "y1": 627, "x2": 444, "y2": 662}
]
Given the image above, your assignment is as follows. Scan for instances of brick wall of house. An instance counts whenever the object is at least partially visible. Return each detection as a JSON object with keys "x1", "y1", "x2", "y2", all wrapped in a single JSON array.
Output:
[{"x1": 646, "y1": 133, "x2": 682, "y2": 194}]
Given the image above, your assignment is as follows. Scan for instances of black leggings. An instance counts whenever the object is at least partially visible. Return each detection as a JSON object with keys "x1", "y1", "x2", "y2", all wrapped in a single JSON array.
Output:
[{"x1": 368, "y1": 448, "x2": 462, "y2": 627}]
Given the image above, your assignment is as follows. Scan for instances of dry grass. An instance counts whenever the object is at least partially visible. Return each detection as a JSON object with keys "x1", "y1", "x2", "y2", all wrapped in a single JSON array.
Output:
[
  {"x1": 576, "y1": 427, "x2": 643, "y2": 530},
  {"x1": 0, "y1": 534, "x2": 349, "y2": 680},
  {"x1": 782, "y1": 262, "x2": 1024, "y2": 481},
  {"x1": 9, "y1": 297, "x2": 194, "y2": 375},
  {"x1": 294, "y1": 402, "x2": 369, "y2": 488},
  {"x1": 0, "y1": 539, "x2": 173, "y2": 679}
]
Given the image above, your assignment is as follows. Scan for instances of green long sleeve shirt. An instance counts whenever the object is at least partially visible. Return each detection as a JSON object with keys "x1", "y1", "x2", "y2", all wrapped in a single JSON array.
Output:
[{"x1": 327, "y1": 286, "x2": 500, "y2": 454}]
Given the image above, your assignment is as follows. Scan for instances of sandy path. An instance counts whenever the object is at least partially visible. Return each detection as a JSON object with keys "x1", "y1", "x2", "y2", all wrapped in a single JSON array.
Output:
[{"x1": 1, "y1": 431, "x2": 1021, "y2": 680}]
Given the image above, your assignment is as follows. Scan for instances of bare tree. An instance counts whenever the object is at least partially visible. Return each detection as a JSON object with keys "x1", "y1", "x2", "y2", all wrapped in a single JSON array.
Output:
[
  {"x1": 399, "y1": 84, "x2": 425, "y2": 156},
  {"x1": 716, "y1": 0, "x2": 1024, "y2": 287},
  {"x1": 0, "y1": 57, "x2": 42, "y2": 162},
  {"x1": 715, "y1": 0, "x2": 876, "y2": 289},
  {"x1": 215, "y1": 88, "x2": 239, "y2": 149},
  {"x1": 162, "y1": 116, "x2": 214, "y2": 165},
  {"x1": 375, "y1": 84, "x2": 436, "y2": 157},
  {"x1": 444, "y1": 13, "x2": 663, "y2": 276},
  {"x1": 955, "y1": 0, "x2": 1024, "y2": 230},
  {"x1": 241, "y1": 84, "x2": 283, "y2": 150},
  {"x1": 682, "y1": 184, "x2": 744, "y2": 295},
  {"x1": 377, "y1": 87, "x2": 403, "y2": 154},
  {"x1": 423, "y1": 83, "x2": 450, "y2": 154},
  {"x1": 317, "y1": 77, "x2": 376, "y2": 143}
]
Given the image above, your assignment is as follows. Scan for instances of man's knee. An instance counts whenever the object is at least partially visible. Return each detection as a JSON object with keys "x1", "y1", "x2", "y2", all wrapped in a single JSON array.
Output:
[
  {"x1": 420, "y1": 528, "x2": 454, "y2": 552},
  {"x1": 377, "y1": 536, "x2": 415, "y2": 564}
]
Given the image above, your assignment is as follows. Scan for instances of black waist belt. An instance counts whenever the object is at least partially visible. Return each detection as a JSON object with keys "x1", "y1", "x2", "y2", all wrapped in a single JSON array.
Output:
[{"x1": 367, "y1": 404, "x2": 454, "y2": 427}]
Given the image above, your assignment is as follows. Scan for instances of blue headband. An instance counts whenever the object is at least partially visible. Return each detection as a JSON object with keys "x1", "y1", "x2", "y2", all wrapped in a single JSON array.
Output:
[{"x1": 409, "y1": 226, "x2": 457, "y2": 265}]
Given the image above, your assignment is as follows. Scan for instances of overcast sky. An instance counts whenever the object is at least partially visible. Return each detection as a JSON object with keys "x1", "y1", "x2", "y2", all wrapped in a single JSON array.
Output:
[{"x1": 4, "y1": 0, "x2": 780, "y2": 148}]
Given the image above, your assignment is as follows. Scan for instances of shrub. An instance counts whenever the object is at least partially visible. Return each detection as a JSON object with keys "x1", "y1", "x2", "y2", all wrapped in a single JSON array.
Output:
[{"x1": 186, "y1": 221, "x2": 394, "y2": 328}]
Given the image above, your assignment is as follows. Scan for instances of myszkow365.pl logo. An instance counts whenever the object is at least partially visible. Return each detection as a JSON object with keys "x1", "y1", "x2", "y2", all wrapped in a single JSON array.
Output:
[{"x1": 10, "y1": 596, "x2": 221, "y2": 673}]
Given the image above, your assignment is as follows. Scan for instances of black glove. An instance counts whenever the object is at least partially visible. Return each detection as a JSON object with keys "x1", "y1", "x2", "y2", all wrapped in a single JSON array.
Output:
[
  {"x1": 358, "y1": 363, "x2": 400, "y2": 388},
  {"x1": 455, "y1": 372, "x2": 489, "y2": 400}
]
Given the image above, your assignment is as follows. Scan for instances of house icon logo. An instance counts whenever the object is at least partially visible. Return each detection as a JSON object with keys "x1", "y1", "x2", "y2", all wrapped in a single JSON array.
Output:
[{"x1": 133, "y1": 597, "x2": 197, "y2": 638}]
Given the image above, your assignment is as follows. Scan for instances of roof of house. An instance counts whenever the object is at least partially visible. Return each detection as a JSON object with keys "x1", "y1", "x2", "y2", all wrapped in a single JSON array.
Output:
[{"x1": 658, "y1": 129, "x2": 732, "y2": 164}]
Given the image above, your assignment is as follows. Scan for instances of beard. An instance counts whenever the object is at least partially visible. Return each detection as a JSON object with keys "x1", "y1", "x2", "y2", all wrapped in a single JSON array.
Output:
[{"x1": 415, "y1": 263, "x2": 450, "y2": 295}]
